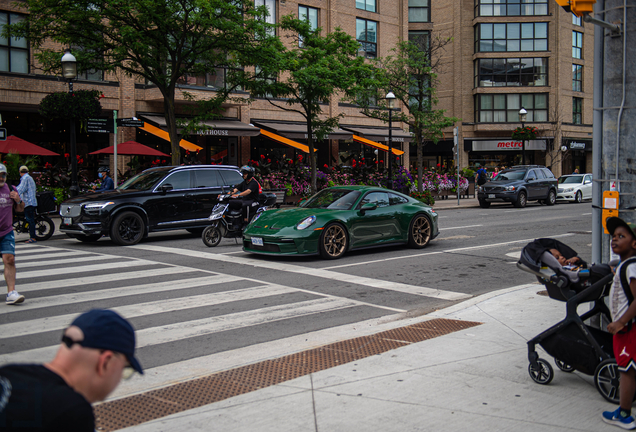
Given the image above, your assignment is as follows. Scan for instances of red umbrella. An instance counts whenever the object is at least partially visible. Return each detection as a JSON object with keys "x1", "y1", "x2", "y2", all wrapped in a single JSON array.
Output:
[
  {"x1": 89, "y1": 140, "x2": 170, "y2": 157},
  {"x1": 0, "y1": 136, "x2": 60, "y2": 156}
]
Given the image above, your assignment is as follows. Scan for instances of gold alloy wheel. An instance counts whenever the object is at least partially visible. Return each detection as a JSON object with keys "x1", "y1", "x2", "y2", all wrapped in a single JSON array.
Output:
[
  {"x1": 320, "y1": 224, "x2": 347, "y2": 259},
  {"x1": 410, "y1": 215, "x2": 431, "y2": 247}
]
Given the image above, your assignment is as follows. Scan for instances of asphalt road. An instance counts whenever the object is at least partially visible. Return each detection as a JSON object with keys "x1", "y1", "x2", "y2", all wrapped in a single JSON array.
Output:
[{"x1": 0, "y1": 200, "x2": 594, "y2": 397}]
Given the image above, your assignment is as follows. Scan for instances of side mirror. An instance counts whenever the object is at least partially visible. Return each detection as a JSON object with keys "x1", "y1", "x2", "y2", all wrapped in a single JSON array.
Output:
[
  {"x1": 527, "y1": 177, "x2": 535, "y2": 182},
  {"x1": 360, "y1": 202, "x2": 378, "y2": 215},
  {"x1": 160, "y1": 184, "x2": 173, "y2": 193}
]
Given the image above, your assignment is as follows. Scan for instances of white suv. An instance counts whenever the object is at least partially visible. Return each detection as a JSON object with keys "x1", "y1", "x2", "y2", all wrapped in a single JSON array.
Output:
[{"x1": 557, "y1": 174, "x2": 593, "y2": 203}]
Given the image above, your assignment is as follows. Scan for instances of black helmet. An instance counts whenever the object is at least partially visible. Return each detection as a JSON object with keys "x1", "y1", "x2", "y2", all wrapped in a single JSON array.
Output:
[
  {"x1": 98, "y1": 166, "x2": 110, "y2": 173},
  {"x1": 240, "y1": 165, "x2": 255, "y2": 179}
]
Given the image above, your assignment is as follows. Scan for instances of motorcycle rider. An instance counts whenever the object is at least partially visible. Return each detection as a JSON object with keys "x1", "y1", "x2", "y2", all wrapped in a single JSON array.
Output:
[{"x1": 230, "y1": 166, "x2": 261, "y2": 226}]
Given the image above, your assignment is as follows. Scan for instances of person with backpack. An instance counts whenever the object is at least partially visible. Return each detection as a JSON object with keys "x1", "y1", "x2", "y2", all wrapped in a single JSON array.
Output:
[
  {"x1": 476, "y1": 166, "x2": 488, "y2": 186},
  {"x1": 602, "y1": 217, "x2": 636, "y2": 429}
]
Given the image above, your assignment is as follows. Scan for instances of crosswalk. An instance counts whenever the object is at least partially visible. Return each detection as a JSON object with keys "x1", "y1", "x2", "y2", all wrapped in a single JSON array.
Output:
[{"x1": 0, "y1": 243, "x2": 418, "y2": 396}]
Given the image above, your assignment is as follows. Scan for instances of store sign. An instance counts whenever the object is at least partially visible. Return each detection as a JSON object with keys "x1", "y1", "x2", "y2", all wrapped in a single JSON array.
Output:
[
  {"x1": 383, "y1": 137, "x2": 405, "y2": 142},
  {"x1": 201, "y1": 129, "x2": 229, "y2": 136},
  {"x1": 471, "y1": 139, "x2": 546, "y2": 151},
  {"x1": 569, "y1": 142, "x2": 586, "y2": 150}
]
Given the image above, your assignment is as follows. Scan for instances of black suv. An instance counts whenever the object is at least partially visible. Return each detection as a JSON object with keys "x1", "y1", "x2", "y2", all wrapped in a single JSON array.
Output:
[
  {"x1": 59, "y1": 165, "x2": 243, "y2": 245},
  {"x1": 477, "y1": 165, "x2": 558, "y2": 208}
]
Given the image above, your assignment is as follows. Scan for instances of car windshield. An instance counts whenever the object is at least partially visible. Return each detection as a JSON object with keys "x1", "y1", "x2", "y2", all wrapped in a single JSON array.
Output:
[
  {"x1": 559, "y1": 176, "x2": 583, "y2": 184},
  {"x1": 301, "y1": 189, "x2": 361, "y2": 210},
  {"x1": 118, "y1": 170, "x2": 169, "y2": 191},
  {"x1": 496, "y1": 171, "x2": 526, "y2": 181}
]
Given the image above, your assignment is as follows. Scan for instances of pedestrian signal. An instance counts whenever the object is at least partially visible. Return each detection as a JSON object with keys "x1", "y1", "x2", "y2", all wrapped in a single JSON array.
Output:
[{"x1": 554, "y1": 0, "x2": 596, "y2": 17}]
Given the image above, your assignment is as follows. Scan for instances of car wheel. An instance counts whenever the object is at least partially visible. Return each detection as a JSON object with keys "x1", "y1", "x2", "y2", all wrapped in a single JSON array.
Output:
[
  {"x1": 514, "y1": 191, "x2": 527, "y2": 208},
  {"x1": 34, "y1": 216, "x2": 55, "y2": 241},
  {"x1": 408, "y1": 214, "x2": 431, "y2": 249},
  {"x1": 110, "y1": 211, "x2": 145, "y2": 246},
  {"x1": 575, "y1": 191, "x2": 582, "y2": 203},
  {"x1": 478, "y1": 199, "x2": 491, "y2": 208},
  {"x1": 546, "y1": 189, "x2": 556, "y2": 206},
  {"x1": 319, "y1": 223, "x2": 348, "y2": 260},
  {"x1": 76, "y1": 234, "x2": 102, "y2": 242},
  {"x1": 202, "y1": 226, "x2": 222, "y2": 247}
]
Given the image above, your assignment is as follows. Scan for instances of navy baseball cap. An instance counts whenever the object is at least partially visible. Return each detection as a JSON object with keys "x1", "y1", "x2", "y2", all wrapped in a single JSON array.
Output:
[
  {"x1": 70, "y1": 309, "x2": 143, "y2": 374},
  {"x1": 607, "y1": 217, "x2": 636, "y2": 240}
]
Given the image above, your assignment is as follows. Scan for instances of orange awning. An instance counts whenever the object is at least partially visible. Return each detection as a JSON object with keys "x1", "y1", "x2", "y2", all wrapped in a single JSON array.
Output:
[
  {"x1": 260, "y1": 129, "x2": 316, "y2": 153},
  {"x1": 353, "y1": 135, "x2": 404, "y2": 156},
  {"x1": 210, "y1": 149, "x2": 228, "y2": 161},
  {"x1": 138, "y1": 123, "x2": 202, "y2": 152}
]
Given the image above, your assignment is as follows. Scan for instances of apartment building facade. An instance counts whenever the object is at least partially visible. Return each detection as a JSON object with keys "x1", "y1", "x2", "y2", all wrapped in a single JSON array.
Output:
[{"x1": 0, "y1": 0, "x2": 593, "y2": 177}]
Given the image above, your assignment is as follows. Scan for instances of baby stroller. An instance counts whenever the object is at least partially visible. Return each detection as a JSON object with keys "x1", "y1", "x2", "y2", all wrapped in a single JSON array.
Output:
[{"x1": 517, "y1": 238, "x2": 618, "y2": 403}]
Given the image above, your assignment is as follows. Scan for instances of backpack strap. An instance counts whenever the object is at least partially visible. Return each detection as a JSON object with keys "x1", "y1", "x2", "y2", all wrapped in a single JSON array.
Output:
[{"x1": 620, "y1": 257, "x2": 636, "y2": 305}]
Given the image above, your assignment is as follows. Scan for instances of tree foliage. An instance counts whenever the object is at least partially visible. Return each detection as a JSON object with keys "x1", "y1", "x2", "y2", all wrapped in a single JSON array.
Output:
[
  {"x1": 243, "y1": 16, "x2": 371, "y2": 194},
  {"x1": 6, "y1": 0, "x2": 278, "y2": 165},
  {"x1": 351, "y1": 35, "x2": 460, "y2": 193},
  {"x1": 39, "y1": 90, "x2": 103, "y2": 120}
]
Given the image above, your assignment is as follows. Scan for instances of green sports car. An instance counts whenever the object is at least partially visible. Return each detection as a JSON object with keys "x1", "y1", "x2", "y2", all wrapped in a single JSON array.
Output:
[{"x1": 243, "y1": 186, "x2": 439, "y2": 259}]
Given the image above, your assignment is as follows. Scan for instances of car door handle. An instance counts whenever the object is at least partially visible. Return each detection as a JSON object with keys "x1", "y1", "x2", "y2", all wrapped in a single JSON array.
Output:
[{"x1": 185, "y1": 194, "x2": 195, "y2": 198}]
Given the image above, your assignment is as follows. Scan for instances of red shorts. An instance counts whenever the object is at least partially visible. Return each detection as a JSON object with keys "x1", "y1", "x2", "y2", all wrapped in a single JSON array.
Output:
[{"x1": 614, "y1": 325, "x2": 636, "y2": 372}]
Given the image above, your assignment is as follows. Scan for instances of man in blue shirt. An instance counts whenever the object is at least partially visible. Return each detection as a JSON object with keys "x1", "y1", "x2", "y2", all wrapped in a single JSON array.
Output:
[
  {"x1": 92, "y1": 166, "x2": 114, "y2": 192},
  {"x1": 17, "y1": 165, "x2": 37, "y2": 243}
]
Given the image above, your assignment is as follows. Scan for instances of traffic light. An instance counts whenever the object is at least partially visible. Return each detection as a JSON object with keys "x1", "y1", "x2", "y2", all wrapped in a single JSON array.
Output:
[{"x1": 554, "y1": 0, "x2": 596, "y2": 17}]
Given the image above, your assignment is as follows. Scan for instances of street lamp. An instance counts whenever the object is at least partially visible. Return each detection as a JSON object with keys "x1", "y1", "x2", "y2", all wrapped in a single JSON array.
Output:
[
  {"x1": 61, "y1": 49, "x2": 79, "y2": 196},
  {"x1": 386, "y1": 91, "x2": 396, "y2": 190},
  {"x1": 519, "y1": 107, "x2": 527, "y2": 166}
]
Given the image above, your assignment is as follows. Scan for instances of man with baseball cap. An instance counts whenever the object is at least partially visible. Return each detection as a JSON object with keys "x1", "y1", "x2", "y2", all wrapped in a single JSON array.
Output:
[
  {"x1": 0, "y1": 309, "x2": 143, "y2": 431},
  {"x1": 0, "y1": 163, "x2": 25, "y2": 305},
  {"x1": 16, "y1": 165, "x2": 37, "y2": 244}
]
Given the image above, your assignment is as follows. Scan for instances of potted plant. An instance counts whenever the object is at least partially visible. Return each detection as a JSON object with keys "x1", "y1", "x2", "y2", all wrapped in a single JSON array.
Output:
[{"x1": 512, "y1": 126, "x2": 538, "y2": 141}]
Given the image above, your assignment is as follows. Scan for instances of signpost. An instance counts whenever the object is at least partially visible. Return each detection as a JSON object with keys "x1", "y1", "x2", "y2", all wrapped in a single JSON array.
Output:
[
  {"x1": 116, "y1": 118, "x2": 144, "y2": 127},
  {"x1": 87, "y1": 118, "x2": 114, "y2": 134}
]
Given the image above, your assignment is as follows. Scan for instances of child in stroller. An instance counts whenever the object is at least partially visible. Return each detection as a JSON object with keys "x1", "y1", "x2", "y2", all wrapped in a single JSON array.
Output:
[{"x1": 517, "y1": 238, "x2": 617, "y2": 403}]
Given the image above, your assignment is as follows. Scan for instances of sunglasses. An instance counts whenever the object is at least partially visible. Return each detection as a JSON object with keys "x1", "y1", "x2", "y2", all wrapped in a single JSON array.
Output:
[{"x1": 62, "y1": 335, "x2": 136, "y2": 379}]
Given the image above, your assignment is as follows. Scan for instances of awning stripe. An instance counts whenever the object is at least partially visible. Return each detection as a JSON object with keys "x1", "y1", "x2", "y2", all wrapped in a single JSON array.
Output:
[
  {"x1": 139, "y1": 123, "x2": 203, "y2": 152},
  {"x1": 353, "y1": 135, "x2": 405, "y2": 155},
  {"x1": 260, "y1": 129, "x2": 315, "y2": 153}
]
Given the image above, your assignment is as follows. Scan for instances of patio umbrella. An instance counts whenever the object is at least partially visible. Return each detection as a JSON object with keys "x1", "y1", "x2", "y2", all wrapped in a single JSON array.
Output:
[
  {"x1": 0, "y1": 136, "x2": 60, "y2": 156},
  {"x1": 88, "y1": 140, "x2": 170, "y2": 157}
]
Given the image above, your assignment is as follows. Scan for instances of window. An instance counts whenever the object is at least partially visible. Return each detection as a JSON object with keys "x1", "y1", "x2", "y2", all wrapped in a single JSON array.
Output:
[
  {"x1": 298, "y1": 5, "x2": 319, "y2": 47},
  {"x1": 573, "y1": 97, "x2": 582, "y2": 124},
  {"x1": 356, "y1": 0, "x2": 376, "y2": 12},
  {"x1": 474, "y1": 93, "x2": 548, "y2": 123},
  {"x1": 356, "y1": 18, "x2": 377, "y2": 59},
  {"x1": 572, "y1": 64, "x2": 582, "y2": 92},
  {"x1": 409, "y1": 31, "x2": 430, "y2": 52},
  {"x1": 572, "y1": 31, "x2": 583, "y2": 59},
  {"x1": 359, "y1": 192, "x2": 390, "y2": 208},
  {"x1": 0, "y1": 12, "x2": 28, "y2": 73},
  {"x1": 475, "y1": 0, "x2": 548, "y2": 17},
  {"x1": 573, "y1": 15, "x2": 582, "y2": 25},
  {"x1": 409, "y1": 0, "x2": 430, "y2": 22},
  {"x1": 77, "y1": 69, "x2": 103, "y2": 81},
  {"x1": 159, "y1": 172, "x2": 191, "y2": 190},
  {"x1": 475, "y1": 23, "x2": 548, "y2": 52},
  {"x1": 177, "y1": 66, "x2": 242, "y2": 90},
  {"x1": 474, "y1": 58, "x2": 547, "y2": 87},
  {"x1": 194, "y1": 170, "x2": 222, "y2": 188},
  {"x1": 255, "y1": 0, "x2": 276, "y2": 36}
]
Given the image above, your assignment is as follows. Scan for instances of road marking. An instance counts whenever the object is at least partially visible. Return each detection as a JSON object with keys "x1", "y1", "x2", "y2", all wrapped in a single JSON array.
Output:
[
  {"x1": 439, "y1": 224, "x2": 482, "y2": 231},
  {"x1": 443, "y1": 233, "x2": 574, "y2": 253},
  {"x1": 8, "y1": 260, "x2": 159, "y2": 280},
  {"x1": 503, "y1": 208, "x2": 544, "y2": 213},
  {"x1": 129, "y1": 245, "x2": 471, "y2": 301},
  {"x1": 15, "y1": 255, "x2": 124, "y2": 268},
  {"x1": 16, "y1": 250, "x2": 89, "y2": 261}
]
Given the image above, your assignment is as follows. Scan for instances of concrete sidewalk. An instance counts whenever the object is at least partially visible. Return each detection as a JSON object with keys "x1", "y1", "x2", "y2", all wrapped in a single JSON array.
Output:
[
  {"x1": 121, "y1": 283, "x2": 618, "y2": 432},
  {"x1": 432, "y1": 195, "x2": 480, "y2": 210}
]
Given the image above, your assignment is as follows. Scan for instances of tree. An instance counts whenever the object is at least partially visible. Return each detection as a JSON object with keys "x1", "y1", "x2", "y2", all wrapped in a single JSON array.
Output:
[
  {"x1": 541, "y1": 100, "x2": 569, "y2": 174},
  {"x1": 352, "y1": 35, "x2": 460, "y2": 193},
  {"x1": 6, "y1": 0, "x2": 278, "y2": 165},
  {"x1": 245, "y1": 16, "x2": 371, "y2": 194}
]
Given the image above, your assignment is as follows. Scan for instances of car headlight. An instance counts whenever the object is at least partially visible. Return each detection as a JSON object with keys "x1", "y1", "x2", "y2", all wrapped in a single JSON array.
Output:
[
  {"x1": 83, "y1": 202, "x2": 114, "y2": 210},
  {"x1": 563, "y1": 187, "x2": 574, "y2": 193},
  {"x1": 250, "y1": 212, "x2": 263, "y2": 224},
  {"x1": 297, "y1": 215, "x2": 316, "y2": 230},
  {"x1": 478, "y1": 186, "x2": 483, "y2": 192},
  {"x1": 504, "y1": 185, "x2": 516, "y2": 191}
]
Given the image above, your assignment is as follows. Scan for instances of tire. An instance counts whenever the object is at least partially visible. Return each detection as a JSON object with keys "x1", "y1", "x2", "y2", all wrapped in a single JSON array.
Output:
[
  {"x1": 408, "y1": 214, "x2": 431, "y2": 249},
  {"x1": 554, "y1": 358, "x2": 574, "y2": 373},
  {"x1": 33, "y1": 216, "x2": 55, "y2": 241},
  {"x1": 478, "y1": 199, "x2": 491, "y2": 208},
  {"x1": 528, "y1": 358, "x2": 553, "y2": 385},
  {"x1": 12, "y1": 218, "x2": 26, "y2": 234},
  {"x1": 110, "y1": 211, "x2": 145, "y2": 246},
  {"x1": 76, "y1": 234, "x2": 102, "y2": 242},
  {"x1": 595, "y1": 359, "x2": 621, "y2": 404},
  {"x1": 202, "y1": 226, "x2": 222, "y2": 247},
  {"x1": 514, "y1": 191, "x2": 527, "y2": 208},
  {"x1": 545, "y1": 189, "x2": 556, "y2": 206},
  {"x1": 575, "y1": 191, "x2": 582, "y2": 204},
  {"x1": 319, "y1": 223, "x2": 348, "y2": 260}
]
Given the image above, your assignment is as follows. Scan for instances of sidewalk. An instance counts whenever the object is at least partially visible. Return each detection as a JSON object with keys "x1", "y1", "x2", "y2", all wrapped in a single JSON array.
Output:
[
  {"x1": 431, "y1": 195, "x2": 480, "y2": 210},
  {"x1": 120, "y1": 284, "x2": 615, "y2": 432}
]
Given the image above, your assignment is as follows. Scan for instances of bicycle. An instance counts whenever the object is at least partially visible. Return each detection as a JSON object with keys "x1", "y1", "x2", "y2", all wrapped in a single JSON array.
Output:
[{"x1": 13, "y1": 209, "x2": 56, "y2": 241}]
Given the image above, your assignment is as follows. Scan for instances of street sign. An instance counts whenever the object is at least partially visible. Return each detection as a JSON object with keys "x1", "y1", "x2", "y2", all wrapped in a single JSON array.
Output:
[
  {"x1": 0, "y1": 128, "x2": 6, "y2": 141},
  {"x1": 116, "y1": 118, "x2": 144, "y2": 127},
  {"x1": 87, "y1": 118, "x2": 114, "y2": 134}
]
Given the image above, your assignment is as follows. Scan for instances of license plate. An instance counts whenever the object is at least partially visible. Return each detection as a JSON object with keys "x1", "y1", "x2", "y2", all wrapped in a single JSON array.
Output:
[
  {"x1": 63, "y1": 217, "x2": 72, "y2": 225},
  {"x1": 488, "y1": 194, "x2": 495, "y2": 199},
  {"x1": 251, "y1": 237, "x2": 263, "y2": 246}
]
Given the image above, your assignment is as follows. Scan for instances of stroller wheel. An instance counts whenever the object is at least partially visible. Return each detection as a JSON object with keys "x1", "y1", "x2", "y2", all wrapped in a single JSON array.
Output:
[
  {"x1": 528, "y1": 358, "x2": 554, "y2": 385},
  {"x1": 554, "y1": 359, "x2": 575, "y2": 373},
  {"x1": 595, "y1": 359, "x2": 620, "y2": 404}
]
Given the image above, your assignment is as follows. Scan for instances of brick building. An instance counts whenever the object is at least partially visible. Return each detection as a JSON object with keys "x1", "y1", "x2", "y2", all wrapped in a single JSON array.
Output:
[{"x1": 0, "y1": 0, "x2": 593, "y2": 178}]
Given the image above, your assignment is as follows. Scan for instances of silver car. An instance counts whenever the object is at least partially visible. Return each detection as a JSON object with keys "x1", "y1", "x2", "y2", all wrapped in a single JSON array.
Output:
[{"x1": 557, "y1": 174, "x2": 593, "y2": 203}]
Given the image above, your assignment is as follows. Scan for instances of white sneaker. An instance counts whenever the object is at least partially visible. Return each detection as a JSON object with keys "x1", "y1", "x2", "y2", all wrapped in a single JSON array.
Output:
[{"x1": 6, "y1": 291, "x2": 25, "y2": 305}]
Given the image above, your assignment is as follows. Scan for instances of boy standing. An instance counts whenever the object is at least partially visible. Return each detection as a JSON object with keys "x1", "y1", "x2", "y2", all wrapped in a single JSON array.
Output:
[{"x1": 603, "y1": 216, "x2": 636, "y2": 429}]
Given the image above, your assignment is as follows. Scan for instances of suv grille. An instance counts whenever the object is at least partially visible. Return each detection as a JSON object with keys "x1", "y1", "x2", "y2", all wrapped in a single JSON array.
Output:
[
  {"x1": 483, "y1": 186, "x2": 502, "y2": 192},
  {"x1": 59, "y1": 204, "x2": 82, "y2": 217}
]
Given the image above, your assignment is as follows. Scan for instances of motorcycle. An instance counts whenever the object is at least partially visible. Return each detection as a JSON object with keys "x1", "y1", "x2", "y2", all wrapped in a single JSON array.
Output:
[
  {"x1": 202, "y1": 192, "x2": 277, "y2": 247},
  {"x1": 13, "y1": 210, "x2": 56, "y2": 241}
]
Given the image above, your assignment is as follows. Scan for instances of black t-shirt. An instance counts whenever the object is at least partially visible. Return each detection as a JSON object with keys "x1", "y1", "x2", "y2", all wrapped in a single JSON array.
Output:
[
  {"x1": 0, "y1": 364, "x2": 94, "y2": 431},
  {"x1": 238, "y1": 178, "x2": 260, "y2": 201}
]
